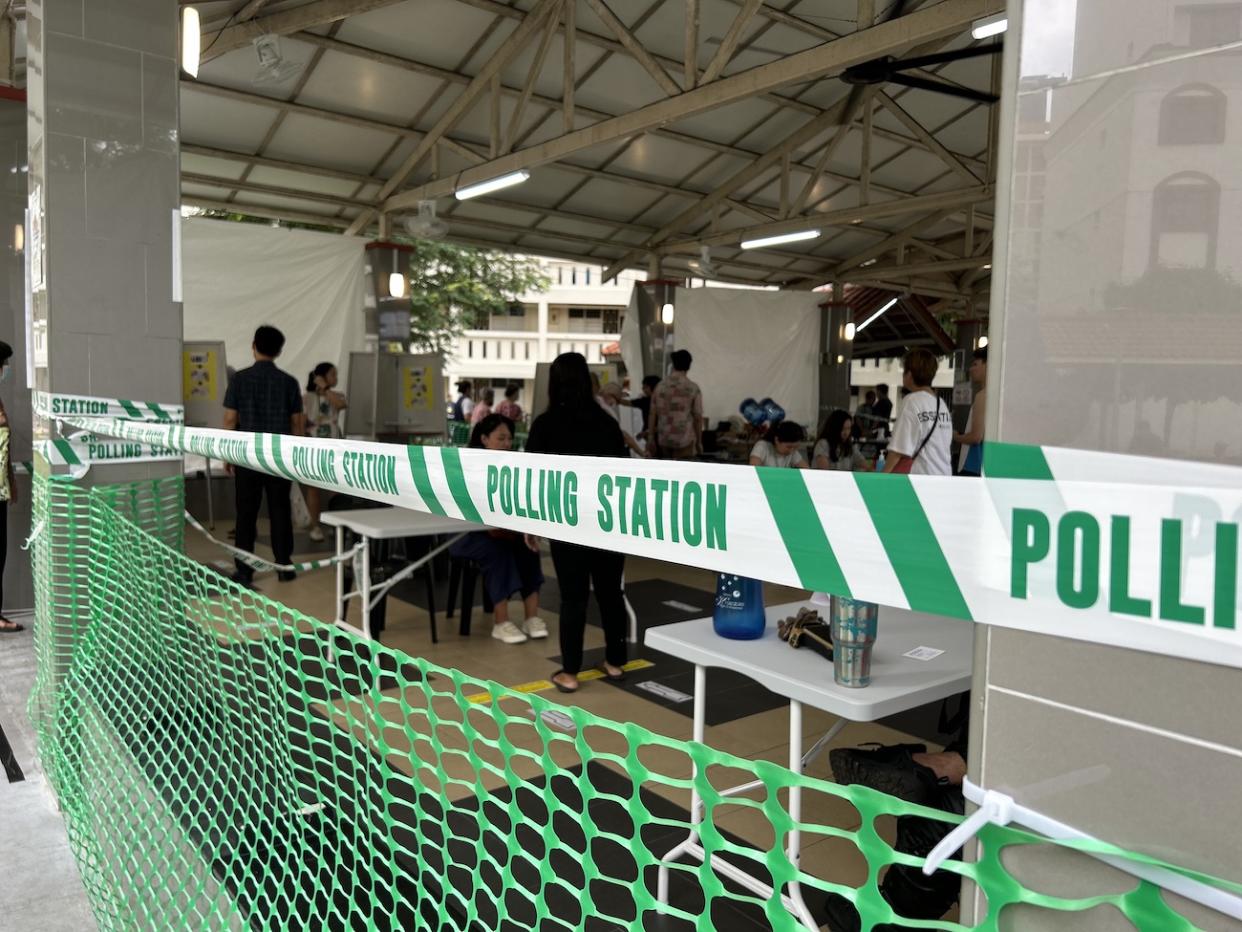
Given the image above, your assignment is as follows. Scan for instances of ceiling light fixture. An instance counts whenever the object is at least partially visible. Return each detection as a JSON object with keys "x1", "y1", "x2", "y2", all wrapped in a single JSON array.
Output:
[
  {"x1": 977, "y1": 336, "x2": 989, "y2": 349},
  {"x1": 740, "y1": 229, "x2": 820, "y2": 250},
  {"x1": 971, "y1": 13, "x2": 1008, "y2": 40},
  {"x1": 455, "y1": 170, "x2": 531, "y2": 200},
  {"x1": 857, "y1": 297, "x2": 898, "y2": 333},
  {"x1": 844, "y1": 322, "x2": 856, "y2": 340},
  {"x1": 661, "y1": 302, "x2": 675, "y2": 325},
  {"x1": 181, "y1": 6, "x2": 201, "y2": 78}
]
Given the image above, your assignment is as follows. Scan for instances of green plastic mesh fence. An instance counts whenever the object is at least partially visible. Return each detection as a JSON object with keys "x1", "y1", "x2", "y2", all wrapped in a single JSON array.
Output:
[{"x1": 28, "y1": 472, "x2": 1238, "y2": 931}]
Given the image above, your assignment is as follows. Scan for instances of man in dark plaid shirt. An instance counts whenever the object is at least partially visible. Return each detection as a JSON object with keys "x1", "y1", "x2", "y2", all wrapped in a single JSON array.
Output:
[{"x1": 223, "y1": 325, "x2": 305, "y2": 586}]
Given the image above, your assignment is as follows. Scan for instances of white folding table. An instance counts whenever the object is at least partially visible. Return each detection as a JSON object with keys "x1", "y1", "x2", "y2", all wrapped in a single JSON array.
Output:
[
  {"x1": 320, "y1": 507, "x2": 487, "y2": 640},
  {"x1": 646, "y1": 601, "x2": 974, "y2": 931}
]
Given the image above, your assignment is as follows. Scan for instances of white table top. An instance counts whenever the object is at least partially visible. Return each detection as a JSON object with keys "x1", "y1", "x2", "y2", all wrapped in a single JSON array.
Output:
[
  {"x1": 319, "y1": 507, "x2": 486, "y2": 538},
  {"x1": 645, "y1": 601, "x2": 974, "y2": 722}
]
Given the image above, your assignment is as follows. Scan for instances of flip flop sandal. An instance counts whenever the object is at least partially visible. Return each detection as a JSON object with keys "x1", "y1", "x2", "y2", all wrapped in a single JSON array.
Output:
[
  {"x1": 596, "y1": 664, "x2": 626, "y2": 683},
  {"x1": 550, "y1": 670, "x2": 579, "y2": 694}
]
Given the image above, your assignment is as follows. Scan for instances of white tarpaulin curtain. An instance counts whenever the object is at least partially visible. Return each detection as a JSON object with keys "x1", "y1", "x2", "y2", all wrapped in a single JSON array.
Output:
[
  {"x1": 182, "y1": 218, "x2": 367, "y2": 393},
  {"x1": 673, "y1": 288, "x2": 822, "y2": 428}
]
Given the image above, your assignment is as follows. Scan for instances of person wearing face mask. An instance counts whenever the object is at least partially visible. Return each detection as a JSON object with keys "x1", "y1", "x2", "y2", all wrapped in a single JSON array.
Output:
[
  {"x1": 0, "y1": 342, "x2": 20, "y2": 633},
  {"x1": 749, "y1": 420, "x2": 808, "y2": 468},
  {"x1": 448, "y1": 413, "x2": 547, "y2": 645}
]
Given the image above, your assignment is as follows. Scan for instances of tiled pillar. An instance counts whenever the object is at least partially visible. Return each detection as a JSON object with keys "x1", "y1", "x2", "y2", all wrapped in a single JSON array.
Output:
[
  {"x1": 969, "y1": 1, "x2": 1242, "y2": 927},
  {"x1": 0, "y1": 93, "x2": 32, "y2": 611},
  {"x1": 26, "y1": 0, "x2": 182, "y2": 484},
  {"x1": 818, "y1": 299, "x2": 853, "y2": 421}
]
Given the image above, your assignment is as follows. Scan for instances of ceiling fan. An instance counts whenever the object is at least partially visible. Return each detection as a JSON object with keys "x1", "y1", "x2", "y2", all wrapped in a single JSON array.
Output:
[
  {"x1": 403, "y1": 200, "x2": 450, "y2": 240},
  {"x1": 841, "y1": 44, "x2": 1002, "y2": 104}
]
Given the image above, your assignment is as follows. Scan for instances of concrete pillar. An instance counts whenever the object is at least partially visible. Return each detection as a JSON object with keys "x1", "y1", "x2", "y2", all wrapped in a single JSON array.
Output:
[
  {"x1": 537, "y1": 299, "x2": 549, "y2": 359},
  {"x1": 818, "y1": 294, "x2": 853, "y2": 425},
  {"x1": 950, "y1": 319, "x2": 982, "y2": 441},
  {"x1": 0, "y1": 91, "x2": 32, "y2": 612},
  {"x1": 967, "y1": 1, "x2": 1242, "y2": 926},
  {"x1": 27, "y1": 0, "x2": 183, "y2": 486}
]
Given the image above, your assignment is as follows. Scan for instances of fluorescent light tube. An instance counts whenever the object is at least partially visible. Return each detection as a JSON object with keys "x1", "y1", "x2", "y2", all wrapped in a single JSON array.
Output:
[
  {"x1": 455, "y1": 170, "x2": 531, "y2": 200},
  {"x1": 740, "y1": 229, "x2": 820, "y2": 250},
  {"x1": 971, "y1": 13, "x2": 1007, "y2": 40}
]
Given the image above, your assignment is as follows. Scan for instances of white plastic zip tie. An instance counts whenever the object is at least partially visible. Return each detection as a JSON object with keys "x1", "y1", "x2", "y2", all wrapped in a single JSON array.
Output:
[
  {"x1": 922, "y1": 778, "x2": 1242, "y2": 923},
  {"x1": 22, "y1": 519, "x2": 45, "y2": 551}
]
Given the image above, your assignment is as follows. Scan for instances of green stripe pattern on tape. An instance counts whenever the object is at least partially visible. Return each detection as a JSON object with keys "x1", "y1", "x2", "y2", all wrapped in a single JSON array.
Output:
[
  {"x1": 756, "y1": 466, "x2": 850, "y2": 595},
  {"x1": 28, "y1": 472, "x2": 1239, "y2": 932},
  {"x1": 407, "y1": 444, "x2": 447, "y2": 516},
  {"x1": 855, "y1": 472, "x2": 972, "y2": 619}
]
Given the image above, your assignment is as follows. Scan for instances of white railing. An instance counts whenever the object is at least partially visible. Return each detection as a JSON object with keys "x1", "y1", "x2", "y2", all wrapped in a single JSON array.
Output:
[{"x1": 454, "y1": 330, "x2": 619, "y2": 370}]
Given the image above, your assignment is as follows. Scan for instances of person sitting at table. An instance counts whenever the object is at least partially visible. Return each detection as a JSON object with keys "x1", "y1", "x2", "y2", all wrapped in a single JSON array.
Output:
[
  {"x1": 812, "y1": 409, "x2": 867, "y2": 471},
  {"x1": 448, "y1": 413, "x2": 547, "y2": 645},
  {"x1": 749, "y1": 420, "x2": 808, "y2": 468}
]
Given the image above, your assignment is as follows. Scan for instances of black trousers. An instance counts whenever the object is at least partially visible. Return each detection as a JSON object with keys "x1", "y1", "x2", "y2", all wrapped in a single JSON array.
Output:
[
  {"x1": 234, "y1": 467, "x2": 292, "y2": 579},
  {"x1": 549, "y1": 540, "x2": 626, "y2": 675}
]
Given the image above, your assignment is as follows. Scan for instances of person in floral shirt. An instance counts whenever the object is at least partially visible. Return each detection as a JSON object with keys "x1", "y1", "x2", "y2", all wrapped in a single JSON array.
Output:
[{"x1": 649, "y1": 350, "x2": 703, "y2": 460}]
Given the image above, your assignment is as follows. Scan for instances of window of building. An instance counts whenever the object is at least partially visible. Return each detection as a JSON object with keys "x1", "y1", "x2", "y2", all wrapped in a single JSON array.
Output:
[
  {"x1": 603, "y1": 308, "x2": 621, "y2": 333},
  {"x1": 1158, "y1": 84, "x2": 1226, "y2": 145},
  {"x1": 1181, "y1": 3, "x2": 1242, "y2": 48},
  {"x1": 1150, "y1": 172, "x2": 1220, "y2": 269},
  {"x1": 568, "y1": 307, "x2": 603, "y2": 332}
]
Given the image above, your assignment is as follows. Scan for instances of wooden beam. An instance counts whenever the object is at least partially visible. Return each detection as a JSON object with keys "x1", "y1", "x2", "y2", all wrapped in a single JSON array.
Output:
[
  {"x1": 665, "y1": 186, "x2": 993, "y2": 250},
  {"x1": 584, "y1": 0, "x2": 680, "y2": 96},
  {"x1": 384, "y1": 0, "x2": 1003, "y2": 213},
  {"x1": 789, "y1": 87, "x2": 869, "y2": 217},
  {"x1": 504, "y1": 11, "x2": 560, "y2": 153},
  {"x1": 700, "y1": 0, "x2": 764, "y2": 84},
  {"x1": 351, "y1": 0, "x2": 563, "y2": 234},
  {"x1": 860, "y1": 95, "x2": 872, "y2": 204},
  {"x1": 835, "y1": 209, "x2": 955, "y2": 274},
  {"x1": 235, "y1": 0, "x2": 274, "y2": 21},
  {"x1": 875, "y1": 90, "x2": 980, "y2": 184},
  {"x1": 600, "y1": 102, "x2": 848, "y2": 279},
  {"x1": 183, "y1": 197, "x2": 354, "y2": 230},
  {"x1": 204, "y1": 0, "x2": 407, "y2": 62},
  {"x1": 563, "y1": 0, "x2": 576, "y2": 132},
  {"x1": 840, "y1": 255, "x2": 992, "y2": 282},
  {"x1": 684, "y1": 0, "x2": 699, "y2": 90}
]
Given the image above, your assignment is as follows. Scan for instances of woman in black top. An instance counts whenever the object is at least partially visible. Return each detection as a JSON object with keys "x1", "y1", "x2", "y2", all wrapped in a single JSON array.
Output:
[{"x1": 526, "y1": 353, "x2": 628, "y2": 693}]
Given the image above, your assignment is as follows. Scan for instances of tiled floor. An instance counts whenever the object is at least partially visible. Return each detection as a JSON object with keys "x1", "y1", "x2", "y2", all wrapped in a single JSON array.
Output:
[
  {"x1": 0, "y1": 517, "x2": 949, "y2": 930},
  {"x1": 0, "y1": 618, "x2": 98, "y2": 931}
]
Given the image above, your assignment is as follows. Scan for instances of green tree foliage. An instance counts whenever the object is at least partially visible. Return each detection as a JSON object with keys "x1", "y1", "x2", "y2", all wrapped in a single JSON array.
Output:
[{"x1": 404, "y1": 239, "x2": 549, "y2": 353}]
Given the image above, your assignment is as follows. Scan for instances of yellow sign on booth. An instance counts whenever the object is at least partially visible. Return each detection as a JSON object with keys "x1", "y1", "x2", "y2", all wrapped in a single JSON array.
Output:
[{"x1": 182, "y1": 349, "x2": 218, "y2": 403}]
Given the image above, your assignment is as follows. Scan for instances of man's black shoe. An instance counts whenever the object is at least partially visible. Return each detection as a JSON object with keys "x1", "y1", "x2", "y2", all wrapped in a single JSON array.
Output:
[
  {"x1": 229, "y1": 571, "x2": 255, "y2": 590},
  {"x1": 277, "y1": 570, "x2": 297, "y2": 583}
]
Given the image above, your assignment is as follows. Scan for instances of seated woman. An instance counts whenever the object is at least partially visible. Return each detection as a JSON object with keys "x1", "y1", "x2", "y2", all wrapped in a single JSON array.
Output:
[
  {"x1": 812, "y1": 409, "x2": 867, "y2": 471},
  {"x1": 749, "y1": 420, "x2": 808, "y2": 468},
  {"x1": 450, "y1": 414, "x2": 547, "y2": 645}
]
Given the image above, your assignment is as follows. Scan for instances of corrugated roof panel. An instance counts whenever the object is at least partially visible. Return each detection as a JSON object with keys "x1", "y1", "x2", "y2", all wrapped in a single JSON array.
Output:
[
  {"x1": 263, "y1": 112, "x2": 400, "y2": 175},
  {"x1": 180, "y1": 86, "x2": 278, "y2": 152}
]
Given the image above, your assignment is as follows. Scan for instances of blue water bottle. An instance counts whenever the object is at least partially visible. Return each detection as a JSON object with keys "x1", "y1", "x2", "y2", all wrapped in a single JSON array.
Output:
[
  {"x1": 713, "y1": 573, "x2": 766, "y2": 639},
  {"x1": 739, "y1": 397, "x2": 766, "y2": 427},
  {"x1": 761, "y1": 398, "x2": 786, "y2": 425}
]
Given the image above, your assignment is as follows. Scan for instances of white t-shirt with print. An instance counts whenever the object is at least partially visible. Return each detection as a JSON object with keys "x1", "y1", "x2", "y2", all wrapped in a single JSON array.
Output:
[
  {"x1": 750, "y1": 439, "x2": 806, "y2": 469},
  {"x1": 889, "y1": 391, "x2": 952, "y2": 476}
]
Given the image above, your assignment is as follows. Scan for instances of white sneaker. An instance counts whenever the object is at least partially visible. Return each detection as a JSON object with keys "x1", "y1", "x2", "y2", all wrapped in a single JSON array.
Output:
[
  {"x1": 308, "y1": 527, "x2": 326, "y2": 543},
  {"x1": 521, "y1": 617, "x2": 548, "y2": 639},
  {"x1": 491, "y1": 621, "x2": 528, "y2": 644}
]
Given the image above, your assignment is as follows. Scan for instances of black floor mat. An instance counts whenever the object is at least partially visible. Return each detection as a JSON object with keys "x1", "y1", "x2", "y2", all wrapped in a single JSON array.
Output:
[
  {"x1": 106, "y1": 627, "x2": 828, "y2": 931},
  {"x1": 558, "y1": 645, "x2": 788, "y2": 726},
  {"x1": 255, "y1": 530, "x2": 336, "y2": 555}
]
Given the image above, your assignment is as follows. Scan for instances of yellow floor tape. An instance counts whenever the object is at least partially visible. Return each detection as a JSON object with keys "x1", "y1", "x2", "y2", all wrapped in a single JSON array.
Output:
[{"x1": 465, "y1": 658, "x2": 655, "y2": 704}]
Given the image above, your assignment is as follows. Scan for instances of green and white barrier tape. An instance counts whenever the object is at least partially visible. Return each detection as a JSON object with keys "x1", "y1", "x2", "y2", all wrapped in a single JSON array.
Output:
[
  {"x1": 54, "y1": 401, "x2": 1242, "y2": 671},
  {"x1": 39, "y1": 430, "x2": 181, "y2": 479},
  {"x1": 34, "y1": 390, "x2": 184, "y2": 423},
  {"x1": 182, "y1": 508, "x2": 362, "y2": 574}
]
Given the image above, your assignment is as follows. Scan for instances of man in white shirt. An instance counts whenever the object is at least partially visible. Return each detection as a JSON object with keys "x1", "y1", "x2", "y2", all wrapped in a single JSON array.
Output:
[{"x1": 884, "y1": 348, "x2": 952, "y2": 476}]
